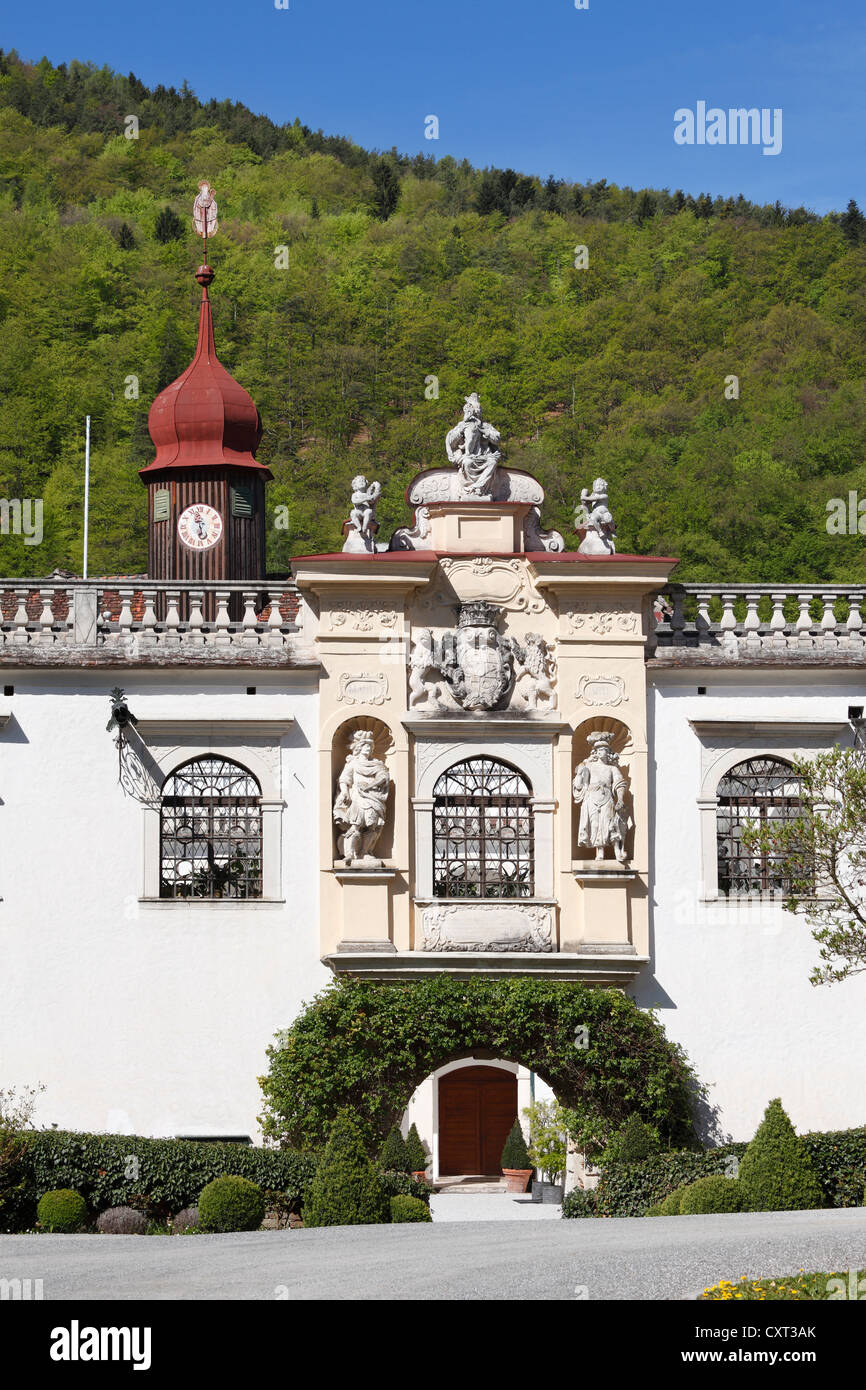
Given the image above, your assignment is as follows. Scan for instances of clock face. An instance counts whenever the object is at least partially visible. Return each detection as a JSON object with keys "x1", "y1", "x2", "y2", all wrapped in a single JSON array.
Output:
[{"x1": 177, "y1": 502, "x2": 223, "y2": 551}]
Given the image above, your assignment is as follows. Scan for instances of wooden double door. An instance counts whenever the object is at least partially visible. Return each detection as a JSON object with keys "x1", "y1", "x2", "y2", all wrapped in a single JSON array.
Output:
[{"x1": 438, "y1": 1066, "x2": 518, "y2": 1176}]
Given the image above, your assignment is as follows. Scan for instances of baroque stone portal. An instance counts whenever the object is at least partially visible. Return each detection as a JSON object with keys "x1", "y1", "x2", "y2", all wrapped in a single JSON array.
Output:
[
  {"x1": 572, "y1": 731, "x2": 630, "y2": 862},
  {"x1": 333, "y1": 730, "x2": 390, "y2": 866}
]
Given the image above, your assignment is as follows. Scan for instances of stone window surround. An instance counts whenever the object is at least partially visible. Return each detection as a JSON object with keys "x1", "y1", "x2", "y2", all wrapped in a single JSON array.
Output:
[
  {"x1": 690, "y1": 719, "x2": 850, "y2": 902},
  {"x1": 135, "y1": 718, "x2": 292, "y2": 906}
]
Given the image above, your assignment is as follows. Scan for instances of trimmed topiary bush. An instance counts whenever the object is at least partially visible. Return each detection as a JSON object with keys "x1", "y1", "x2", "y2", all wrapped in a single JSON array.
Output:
[
  {"x1": 678, "y1": 1175, "x2": 744, "y2": 1215},
  {"x1": 37, "y1": 1189, "x2": 87, "y2": 1232},
  {"x1": 378, "y1": 1170, "x2": 430, "y2": 1205},
  {"x1": 657, "y1": 1186, "x2": 688, "y2": 1215},
  {"x1": 561, "y1": 1187, "x2": 598, "y2": 1218},
  {"x1": 96, "y1": 1205, "x2": 148, "y2": 1235},
  {"x1": 405, "y1": 1123, "x2": 428, "y2": 1174},
  {"x1": 390, "y1": 1194, "x2": 432, "y2": 1223},
  {"x1": 608, "y1": 1114, "x2": 661, "y2": 1165},
  {"x1": 171, "y1": 1206, "x2": 200, "y2": 1233},
  {"x1": 501, "y1": 1119, "x2": 531, "y2": 1171},
  {"x1": 739, "y1": 1099, "x2": 824, "y2": 1213},
  {"x1": 378, "y1": 1125, "x2": 410, "y2": 1173},
  {"x1": 198, "y1": 1175, "x2": 266, "y2": 1233},
  {"x1": 304, "y1": 1110, "x2": 388, "y2": 1228}
]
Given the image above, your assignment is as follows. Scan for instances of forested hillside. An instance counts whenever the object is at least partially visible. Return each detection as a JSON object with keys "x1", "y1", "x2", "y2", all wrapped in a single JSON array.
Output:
[{"x1": 1, "y1": 51, "x2": 865, "y2": 580}]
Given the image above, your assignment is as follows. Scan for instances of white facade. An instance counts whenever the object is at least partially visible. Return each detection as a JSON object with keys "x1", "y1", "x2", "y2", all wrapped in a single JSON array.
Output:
[
  {"x1": 643, "y1": 667, "x2": 866, "y2": 1141},
  {"x1": 0, "y1": 667, "x2": 327, "y2": 1139}
]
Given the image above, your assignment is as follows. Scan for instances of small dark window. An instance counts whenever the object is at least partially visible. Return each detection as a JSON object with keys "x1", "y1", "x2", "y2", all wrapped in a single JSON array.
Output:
[
  {"x1": 3, "y1": 685, "x2": 13, "y2": 697},
  {"x1": 153, "y1": 488, "x2": 171, "y2": 522},
  {"x1": 716, "y1": 757, "x2": 803, "y2": 897},
  {"x1": 231, "y1": 484, "x2": 254, "y2": 518},
  {"x1": 246, "y1": 687, "x2": 256, "y2": 695}
]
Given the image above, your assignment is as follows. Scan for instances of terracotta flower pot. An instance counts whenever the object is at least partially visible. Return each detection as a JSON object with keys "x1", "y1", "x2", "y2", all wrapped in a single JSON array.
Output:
[
  {"x1": 412, "y1": 1170, "x2": 429, "y2": 1184},
  {"x1": 503, "y1": 1168, "x2": 533, "y2": 1194}
]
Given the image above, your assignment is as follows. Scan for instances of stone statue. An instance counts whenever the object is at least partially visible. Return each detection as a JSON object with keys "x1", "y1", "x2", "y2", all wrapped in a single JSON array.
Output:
[
  {"x1": 408, "y1": 628, "x2": 443, "y2": 709},
  {"x1": 445, "y1": 393, "x2": 501, "y2": 499},
  {"x1": 574, "y1": 478, "x2": 616, "y2": 555},
  {"x1": 333, "y1": 730, "x2": 390, "y2": 865},
  {"x1": 512, "y1": 633, "x2": 557, "y2": 711},
  {"x1": 343, "y1": 476, "x2": 382, "y2": 553},
  {"x1": 572, "y1": 731, "x2": 629, "y2": 862}
]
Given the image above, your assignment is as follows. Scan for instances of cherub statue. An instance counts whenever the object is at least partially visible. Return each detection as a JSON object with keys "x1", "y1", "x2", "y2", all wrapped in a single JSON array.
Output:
[
  {"x1": 445, "y1": 393, "x2": 501, "y2": 498},
  {"x1": 572, "y1": 731, "x2": 629, "y2": 862},
  {"x1": 512, "y1": 633, "x2": 557, "y2": 711},
  {"x1": 574, "y1": 478, "x2": 616, "y2": 555},
  {"x1": 343, "y1": 476, "x2": 382, "y2": 553}
]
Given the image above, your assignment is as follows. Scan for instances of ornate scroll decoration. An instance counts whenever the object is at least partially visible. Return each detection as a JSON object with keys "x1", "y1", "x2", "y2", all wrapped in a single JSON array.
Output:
[
  {"x1": 424, "y1": 556, "x2": 546, "y2": 614},
  {"x1": 564, "y1": 599, "x2": 641, "y2": 637},
  {"x1": 575, "y1": 674, "x2": 628, "y2": 708},
  {"x1": 337, "y1": 672, "x2": 389, "y2": 706},
  {"x1": 328, "y1": 599, "x2": 400, "y2": 632}
]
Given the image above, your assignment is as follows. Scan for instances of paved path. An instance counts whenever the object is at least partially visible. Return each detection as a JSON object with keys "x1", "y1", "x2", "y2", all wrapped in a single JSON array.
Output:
[
  {"x1": 2, "y1": 1208, "x2": 865, "y2": 1300},
  {"x1": 430, "y1": 1193, "x2": 562, "y2": 1221}
]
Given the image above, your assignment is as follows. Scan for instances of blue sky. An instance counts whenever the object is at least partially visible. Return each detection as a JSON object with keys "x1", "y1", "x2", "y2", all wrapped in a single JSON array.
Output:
[{"x1": 4, "y1": 0, "x2": 864, "y2": 213}]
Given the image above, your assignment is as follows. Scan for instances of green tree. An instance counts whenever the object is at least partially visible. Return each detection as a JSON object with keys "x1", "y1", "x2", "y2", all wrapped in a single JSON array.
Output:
[
  {"x1": 405, "y1": 1123, "x2": 428, "y2": 1173},
  {"x1": 738, "y1": 1099, "x2": 824, "y2": 1212},
  {"x1": 370, "y1": 158, "x2": 400, "y2": 221},
  {"x1": 742, "y1": 744, "x2": 866, "y2": 984},
  {"x1": 378, "y1": 1125, "x2": 410, "y2": 1173},
  {"x1": 154, "y1": 205, "x2": 184, "y2": 243},
  {"x1": 304, "y1": 1109, "x2": 388, "y2": 1227}
]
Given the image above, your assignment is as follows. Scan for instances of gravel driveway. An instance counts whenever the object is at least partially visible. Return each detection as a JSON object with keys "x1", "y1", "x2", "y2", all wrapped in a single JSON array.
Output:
[{"x1": 2, "y1": 1207, "x2": 865, "y2": 1300}]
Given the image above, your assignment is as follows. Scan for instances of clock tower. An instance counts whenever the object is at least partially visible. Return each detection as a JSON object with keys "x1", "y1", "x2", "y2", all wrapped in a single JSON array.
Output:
[{"x1": 139, "y1": 183, "x2": 271, "y2": 591}]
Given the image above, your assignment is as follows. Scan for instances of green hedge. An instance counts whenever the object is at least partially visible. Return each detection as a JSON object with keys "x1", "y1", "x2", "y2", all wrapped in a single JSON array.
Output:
[
  {"x1": 0, "y1": 1130, "x2": 319, "y2": 1232},
  {"x1": 568, "y1": 1125, "x2": 866, "y2": 1219}
]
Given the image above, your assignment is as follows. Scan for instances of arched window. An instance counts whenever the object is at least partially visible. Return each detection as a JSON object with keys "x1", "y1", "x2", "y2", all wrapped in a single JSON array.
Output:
[
  {"x1": 716, "y1": 757, "x2": 802, "y2": 897},
  {"x1": 160, "y1": 756, "x2": 262, "y2": 899},
  {"x1": 433, "y1": 758, "x2": 533, "y2": 899}
]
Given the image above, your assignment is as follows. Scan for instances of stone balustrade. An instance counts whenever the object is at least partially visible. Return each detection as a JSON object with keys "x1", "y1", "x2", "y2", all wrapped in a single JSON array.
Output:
[
  {"x1": 0, "y1": 580, "x2": 310, "y2": 665},
  {"x1": 652, "y1": 584, "x2": 866, "y2": 661}
]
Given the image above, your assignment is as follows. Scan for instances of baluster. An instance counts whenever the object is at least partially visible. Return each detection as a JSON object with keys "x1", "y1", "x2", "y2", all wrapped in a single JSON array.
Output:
[
  {"x1": 769, "y1": 593, "x2": 788, "y2": 633},
  {"x1": 141, "y1": 590, "x2": 157, "y2": 630},
  {"x1": 12, "y1": 588, "x2": 30, "y2": 645},
  {"x1": 846, "y1": 593, "x2": 864, "y2": 647},
  {"x1": 695, "y1": 592, "x2": 712, "y2": 643},
  {"x1": 267, "y1": 592, "x2": 284, "y2": 647},
  {"x1": 164, "y1": 591, "x2": 181, "y2": 645},
  {"x1": 796, "y1": 593, "x2": 814, "y2": 642},
  {"x1": 117, "y1": 588, "x2": 134, "y2": 635},
  {"x1": 37, "y1": 588, "x2": 55, "y2": 643},
  {"x1": 187, "y1": 590, "x2": 205, "y2": 646},
  {"x1": 818, "y1": 592, "x2": 838, "y2": 651},
  {"x1": 214, "y1": 590, "x2": 232, "y2": 647},
  {"x1": 242, "y1": 590, "x2": 259, "y2": 644},
  {"x1": 719, "y1": 593, "x2": 738, "y2": 631},
  {"x1": 743, "y1": 592, "x2": 761, "y2": 645}
]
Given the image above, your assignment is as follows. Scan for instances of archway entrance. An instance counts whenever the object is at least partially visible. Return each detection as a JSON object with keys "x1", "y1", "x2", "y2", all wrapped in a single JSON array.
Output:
[{"x1": 438, "y1": 1065, "x2": 518, "y2": 1176}]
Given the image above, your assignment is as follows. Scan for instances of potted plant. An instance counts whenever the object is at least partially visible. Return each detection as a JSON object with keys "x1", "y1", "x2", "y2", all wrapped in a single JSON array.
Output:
[
  {"x1": 405, "y1": 1122, "x2": 429, "y2": 1183},
  {"x1": 500, "y1": 1119, "x2": 533, "y2": 1193},
  {"x1": 524, "y1": 1101, "x2": 567, "y2": 1204}
]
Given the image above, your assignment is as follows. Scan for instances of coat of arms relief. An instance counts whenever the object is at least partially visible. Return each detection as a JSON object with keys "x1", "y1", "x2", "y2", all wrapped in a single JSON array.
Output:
[{"x1": 408, "y1": 601, "x2": 557, "y2": 714}]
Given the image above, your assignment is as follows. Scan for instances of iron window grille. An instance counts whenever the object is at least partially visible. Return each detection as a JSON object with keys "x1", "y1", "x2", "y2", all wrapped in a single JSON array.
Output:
[
  {"x1": 160, "y1": 756, "x2": 262, "y2": 899},
  {"x1": 716, "y1": 756, "x2": 803, "y2": 898},
  {"x1": 433, "y1": 757, "x2": 534, "y2": 899}
]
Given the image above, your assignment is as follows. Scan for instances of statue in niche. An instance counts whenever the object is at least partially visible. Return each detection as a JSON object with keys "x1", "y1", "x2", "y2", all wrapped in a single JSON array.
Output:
[
  {"x1": 343, "y1": 476, "x2": 382, "y2": 553},
  {"x1": 572, "y1": 731, "x2": 630, "y2": 863},
  {"x1": 574, "y1": 477, "x2": 616, "y2": 555},
  {"x1": 512, "y1": 633, "x2": 557, "y2": 711},
  {"x1": 333, "y1": 730, "x2": 390, "y2": 866},
  {"x1": 445, "y1": 393, "x2": 501, "y2": 499}
]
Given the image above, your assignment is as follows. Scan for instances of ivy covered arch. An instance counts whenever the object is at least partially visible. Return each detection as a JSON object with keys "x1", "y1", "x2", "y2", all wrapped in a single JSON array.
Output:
[{"x1": 259, "y1": 976, "x2": 699, "y2": 1151}]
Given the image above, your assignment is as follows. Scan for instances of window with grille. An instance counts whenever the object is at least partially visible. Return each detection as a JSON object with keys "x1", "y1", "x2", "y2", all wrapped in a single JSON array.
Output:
[
  {"x1": 433, "y1": 758, "x2": 534, "y2": 899},
  {"x1": 160, "y1": 756, "x2": 262, "y2": 899},
  {"x1": 716, "y1": 757, "x2": 803, "y2": 897}
]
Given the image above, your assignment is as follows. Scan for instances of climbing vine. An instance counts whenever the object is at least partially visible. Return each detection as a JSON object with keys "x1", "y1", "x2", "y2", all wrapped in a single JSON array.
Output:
[{"x1": 259, "y1": 976, "x2": 700, "y2": 1151}]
